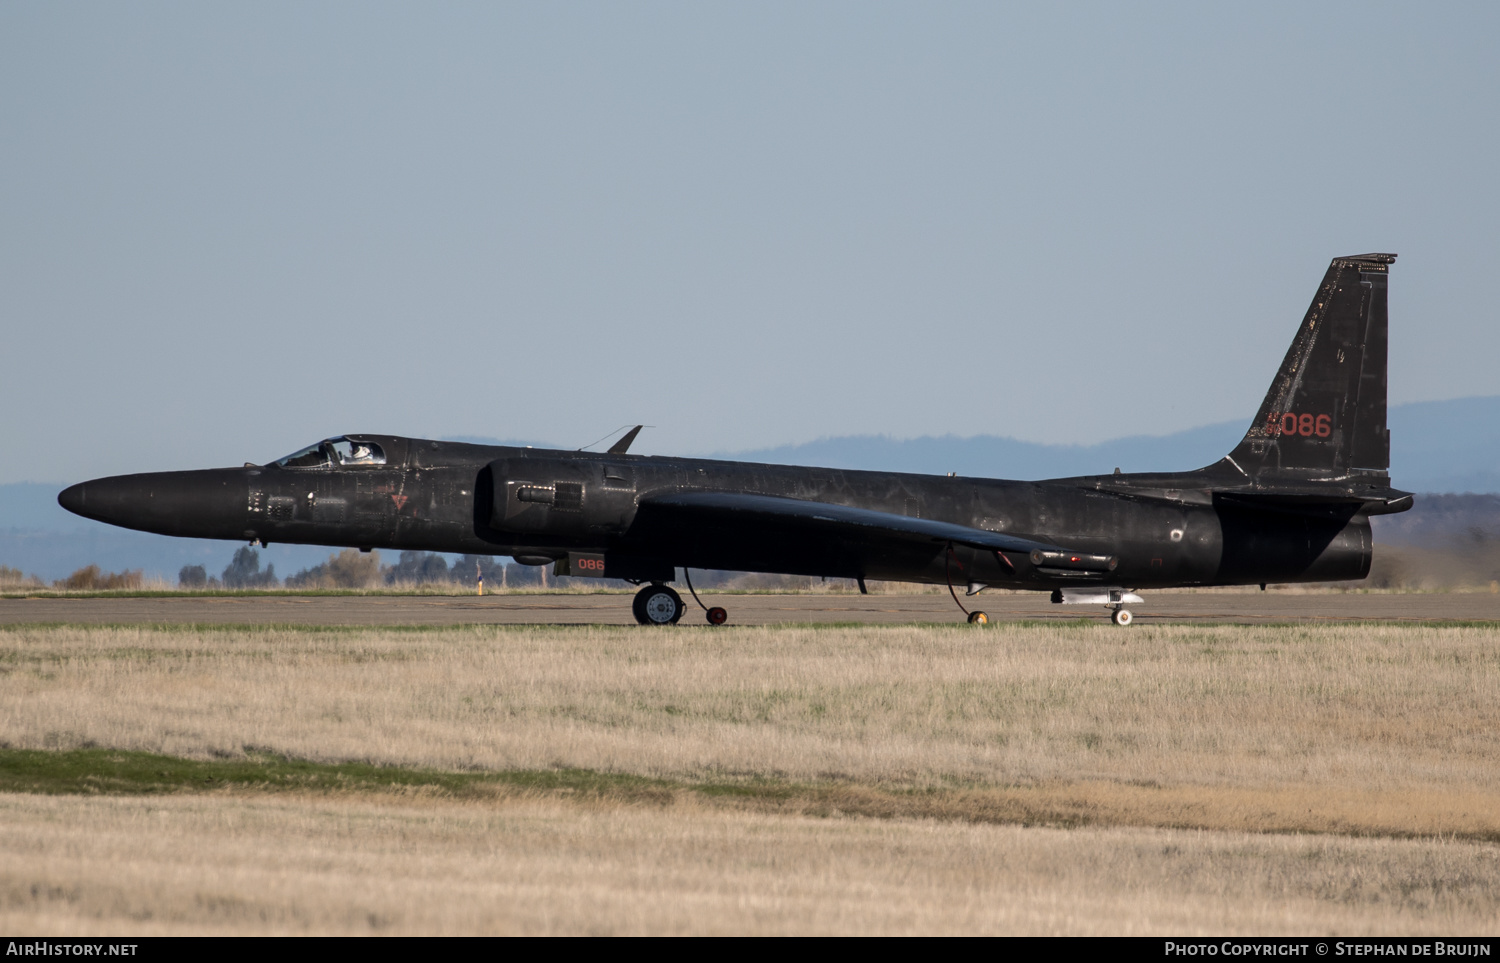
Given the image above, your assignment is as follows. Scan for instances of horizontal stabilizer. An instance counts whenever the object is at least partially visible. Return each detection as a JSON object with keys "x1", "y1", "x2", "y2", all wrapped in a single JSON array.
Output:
[{"x1": 1214, "y1": 487, "x2": 1413, "y2": 516}]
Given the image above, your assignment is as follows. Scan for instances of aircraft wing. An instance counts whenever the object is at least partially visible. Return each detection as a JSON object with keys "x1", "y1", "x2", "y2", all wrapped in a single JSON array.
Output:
[{"x1": 635, "y1": 491, "x2": 1115, "y2": 571}]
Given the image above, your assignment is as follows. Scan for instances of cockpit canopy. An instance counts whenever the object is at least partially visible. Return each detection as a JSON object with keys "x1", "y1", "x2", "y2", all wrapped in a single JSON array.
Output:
[{"x1": 275, "y1": 437, "x2": 387, "y2": 469}]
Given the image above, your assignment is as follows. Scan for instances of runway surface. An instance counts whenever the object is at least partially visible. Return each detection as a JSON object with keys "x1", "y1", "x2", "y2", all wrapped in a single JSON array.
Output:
[{"x1": 2, "y1": 590, "x2": 1497, "y2": 626}]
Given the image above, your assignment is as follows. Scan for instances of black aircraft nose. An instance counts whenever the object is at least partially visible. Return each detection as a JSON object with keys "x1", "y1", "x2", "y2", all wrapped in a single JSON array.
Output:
[
  {"x1": 57, "y1": 482, "x2": 88, "y2": 517},
  {"x1": 58, "y1": 474, "x2": 154, "y2": 527},
  {"x1": 55, "y1": 470, "x2": 250, "y2": 540}
]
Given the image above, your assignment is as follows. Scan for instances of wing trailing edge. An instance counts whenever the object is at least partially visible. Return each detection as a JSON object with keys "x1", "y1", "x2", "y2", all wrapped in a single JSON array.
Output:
[{"x1": 638, "y1": 491, "x2": 1116, "y2": 572}]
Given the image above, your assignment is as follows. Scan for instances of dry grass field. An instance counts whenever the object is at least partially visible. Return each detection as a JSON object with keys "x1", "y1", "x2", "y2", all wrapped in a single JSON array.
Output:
[
  {"x1": 2, "y1": 793, "x2": 1497, "y2": 936},
  {"x1": 2, "y1": 619, "x2": 1498, "y2": 934},
  {"x1": 4, "y1": 621, "x2": 1498, "y2": 795}
]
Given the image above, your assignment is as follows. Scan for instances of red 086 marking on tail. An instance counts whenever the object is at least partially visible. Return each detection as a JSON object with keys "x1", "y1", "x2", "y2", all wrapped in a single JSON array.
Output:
[{"x1": 1266, "y1": 412, "x2": 1331, "y2": 438}]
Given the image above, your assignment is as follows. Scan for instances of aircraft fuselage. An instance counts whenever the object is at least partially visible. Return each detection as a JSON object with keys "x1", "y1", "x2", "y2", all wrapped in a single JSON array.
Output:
[
  {"x1": 57, "y1": 438, "x2": 1377, "y2": 591},
  {"x1": 56, "y1": 253, "x2": 1416, "y2": 621}
]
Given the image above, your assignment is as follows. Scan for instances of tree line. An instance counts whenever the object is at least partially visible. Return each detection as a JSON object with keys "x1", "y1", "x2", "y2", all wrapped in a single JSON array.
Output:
[
  {"x1": 0, "y1": 564, "x2": 143, "y2": 590},
  {"x1": 3, "y1": 551, "x2": 843, "y2": 593},
  {"x1": 177, "y1": 548, "x2": 570, "y2": 590}
]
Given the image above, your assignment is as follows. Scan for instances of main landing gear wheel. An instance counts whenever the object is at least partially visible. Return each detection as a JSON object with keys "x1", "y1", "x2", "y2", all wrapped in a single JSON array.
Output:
[
  {"x1": 1111, "y1": 606, "x2": 1133, "y2": 627},
  {"x1": 633, "y1": 584, "x2": 685, "y2": 625},
  {"x1": 706, "y1": 606, "x2": 728, "y2": 625},
  {"x1": 967, "y1": 611, "x2": 989, "y2": 625}
]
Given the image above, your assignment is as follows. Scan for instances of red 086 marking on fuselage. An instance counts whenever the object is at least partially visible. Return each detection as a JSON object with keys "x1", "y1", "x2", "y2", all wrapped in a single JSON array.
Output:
[{"x1": 1266, "y1": 412, "x2": 1331, "y2": 437}]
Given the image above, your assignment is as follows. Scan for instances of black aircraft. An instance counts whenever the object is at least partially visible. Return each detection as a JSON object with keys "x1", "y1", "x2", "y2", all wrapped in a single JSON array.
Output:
[{"x1": 60, "y1": 254, "x2": 1412, "y2": 626}]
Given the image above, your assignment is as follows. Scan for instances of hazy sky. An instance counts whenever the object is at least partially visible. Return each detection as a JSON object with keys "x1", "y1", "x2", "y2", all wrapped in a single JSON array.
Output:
[{"x1": 4, "y1": 2, "x2": 1497, "y2": 484}]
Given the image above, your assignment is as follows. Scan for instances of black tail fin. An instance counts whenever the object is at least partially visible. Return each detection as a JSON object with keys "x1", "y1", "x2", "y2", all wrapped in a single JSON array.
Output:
[{"x1": 1226, "y1": 253, "x2": 1395, "y2": 481}]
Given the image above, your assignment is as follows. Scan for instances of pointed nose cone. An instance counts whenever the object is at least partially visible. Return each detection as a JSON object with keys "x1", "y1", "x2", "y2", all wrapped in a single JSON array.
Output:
[
  {"x1": 55, "y1": 471, "x2": 251, "y2": 539},
  {"x1": 58, "y1": 482, "x2": 89, "y2": 518},
  {"x1": 58, "y1": 475, "x2": 147, "y2": 526}
]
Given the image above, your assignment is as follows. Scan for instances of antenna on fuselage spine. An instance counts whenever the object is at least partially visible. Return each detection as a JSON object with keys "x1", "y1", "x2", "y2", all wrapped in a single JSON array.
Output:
[{"x1": 577, "y1": 424, "x2": 650, "y2": 454}]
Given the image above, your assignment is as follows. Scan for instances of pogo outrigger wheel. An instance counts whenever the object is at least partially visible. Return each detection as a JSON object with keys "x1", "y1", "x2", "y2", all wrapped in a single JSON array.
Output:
[
  {"x1": 945, "y1": 543, "x2": 988, "y2": 625},
  {"x1": 683, "y1": 568, "x2": 728, "y2": 625}
]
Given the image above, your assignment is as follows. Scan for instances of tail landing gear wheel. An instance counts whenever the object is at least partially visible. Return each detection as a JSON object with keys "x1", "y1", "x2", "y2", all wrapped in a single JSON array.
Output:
[
  {"x1": 706, "y1": 606, "x2": 728, "y2": 625},
  {"x1": 1111, "y1": 607, "x2": 1133, "y2": 626},
  {"x1": 967, "y1": 611, "x2": 989, "y2": 625},
  {"x1": 633, "y1": 585, "x2": 685, "y2": 625}
]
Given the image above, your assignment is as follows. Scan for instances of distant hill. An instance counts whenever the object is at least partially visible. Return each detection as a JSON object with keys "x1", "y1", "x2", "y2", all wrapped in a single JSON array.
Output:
[
  {"x1": 444, "y1": 397, "x2": 1500, "y2": 492},
  {"x1": 722, "y1": 422, "x2": 1246, "y2": 482},
  {"x1": 722, "y1": 396, "x2": 1500, "y2": 494},
  {"x1": 1370, "y1": 493, "x2": 1500, "y2": 549},
  {"x1": 1386, "y1": 396, "x2": 1500, "y2": 494},
  {"x1": 3, "y1": 397, "x2": 1495, "y2": 581}
]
